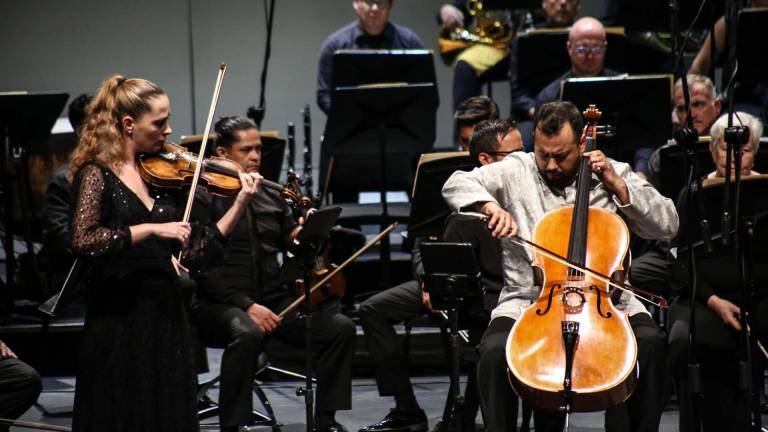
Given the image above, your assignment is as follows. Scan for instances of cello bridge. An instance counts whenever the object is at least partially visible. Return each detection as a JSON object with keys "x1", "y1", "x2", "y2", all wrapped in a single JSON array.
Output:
[{"x1": 562, "y1": 285, "x2": 586, "y2": 313}]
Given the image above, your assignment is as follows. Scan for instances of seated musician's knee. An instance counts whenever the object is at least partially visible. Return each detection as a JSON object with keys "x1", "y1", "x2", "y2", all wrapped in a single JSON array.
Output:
[
  {"x1": 8, "y1": 359, "x2": 42, "y2": 402},
  {"x1": 230, "y1": 315, "x2": 265, "y2": 350},
  {"x1": 331, "y1": 312, "x2": 356, "y2": 342},
  {"x1": 358, "y1": 296, "x2": 383, "y2": 324},
  {"x1": 477, "y1": 333, "x2": 507, "y2": 369}
]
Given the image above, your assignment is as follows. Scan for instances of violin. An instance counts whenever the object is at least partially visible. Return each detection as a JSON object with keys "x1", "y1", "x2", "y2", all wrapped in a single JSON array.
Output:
[
  {"x1": 138, "y1": 141, "x2": 312, "y2": 208},
  {"x1": 139, "y1": 142, "x2": 241, "y2": 197},
  {"x1": 505, "y1": 105, "x2": 638, "y2": 413}
]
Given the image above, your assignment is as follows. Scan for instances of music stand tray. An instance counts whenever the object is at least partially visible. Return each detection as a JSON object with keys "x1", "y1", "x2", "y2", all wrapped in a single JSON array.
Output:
[
  {"x1": 408, "y1": 151, "x2": 475, "y2": 238},
  {"x1": 659, "y1": 141, "x2": 768, "y2": 200}
]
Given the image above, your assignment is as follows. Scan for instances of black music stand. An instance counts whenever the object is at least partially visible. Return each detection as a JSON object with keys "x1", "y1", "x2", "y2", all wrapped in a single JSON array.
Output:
[
  {"x1": 561, "y1": 75, "x2": 672, "y2": 168},
  {"x1": 0, "y1": 92, "x2": 68, "y2": 316},
  {"x1": 408, "y1": 151, "x2": 475, "y2": 239},
  {"x1": 420, "y1": 242, "x2": 481, "y2": 432},
  {"x1": 515, "y1": 29, "x2": 627, "y2": 99},
  {"x1": 279, "y1": 206, "x2": 341, "y2": 432},
  {"x1": 659, "y1": 142, "x2": 768, "y2": 201},
  {"x1": 322, "y1": 50, "x2": 438, "y2": 286}
]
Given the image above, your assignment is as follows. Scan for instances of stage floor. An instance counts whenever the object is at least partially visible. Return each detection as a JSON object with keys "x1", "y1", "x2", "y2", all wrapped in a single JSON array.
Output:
[{"x1": 20, "y1": 351, "x2": 691, "y2": 432}]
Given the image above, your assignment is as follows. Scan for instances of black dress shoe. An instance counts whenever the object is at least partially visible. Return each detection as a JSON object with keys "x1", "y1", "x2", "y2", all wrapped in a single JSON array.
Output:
[
  {"x1": 315, "y1": 421, "x2": 349, "y2": 432},
  {"x1": 359, "y1": 409, "x2": 428, "y2": 432}
]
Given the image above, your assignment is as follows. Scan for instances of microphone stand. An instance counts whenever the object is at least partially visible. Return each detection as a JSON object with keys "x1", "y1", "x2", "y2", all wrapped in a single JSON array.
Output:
[
  {"x1": 670, "y1": 1, "x2": 706, "y2": 429},
  {"x1": 719, "y1": 1, "x2": 761, "y2": 430},
  {"x1": 247, "y1": 0, "x2": 277, "y2": 128}
]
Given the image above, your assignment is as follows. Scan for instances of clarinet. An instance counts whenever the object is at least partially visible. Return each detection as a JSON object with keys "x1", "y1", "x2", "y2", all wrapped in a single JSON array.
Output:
[
  {"x1": 287, "y1": 121, "x2": 296, "y2": 173},
  {"x1": 301, "y1": 104, "x2": 315, "y2": 202}
]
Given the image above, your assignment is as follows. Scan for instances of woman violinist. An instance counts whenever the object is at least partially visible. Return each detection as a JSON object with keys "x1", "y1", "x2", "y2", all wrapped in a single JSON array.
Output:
[
  {"x1": 189, "y1": 116, "x2": 355, "y2": 432},
  {"x1": 442, "y1": 102, "x2": 678, "y2": 432},
  {"x1": 68, "y1": 75, "x2": 260, "y2": 431}
]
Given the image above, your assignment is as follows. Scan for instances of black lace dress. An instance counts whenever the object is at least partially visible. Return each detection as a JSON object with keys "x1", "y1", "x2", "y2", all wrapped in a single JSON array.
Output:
[{"x1": 70, "y1": 161, "x2": 224, "y2": 432}]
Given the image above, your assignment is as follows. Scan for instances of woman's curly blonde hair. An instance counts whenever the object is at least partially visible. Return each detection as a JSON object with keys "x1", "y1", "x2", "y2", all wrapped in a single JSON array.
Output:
[{"x1": 68, "y1": 75, "x2": 165, "y2": 180}]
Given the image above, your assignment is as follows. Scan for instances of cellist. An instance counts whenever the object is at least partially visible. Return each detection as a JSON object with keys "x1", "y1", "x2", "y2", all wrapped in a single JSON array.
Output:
[{"x1": 442, "y1": 101, "x2": 678, "y2": 432}]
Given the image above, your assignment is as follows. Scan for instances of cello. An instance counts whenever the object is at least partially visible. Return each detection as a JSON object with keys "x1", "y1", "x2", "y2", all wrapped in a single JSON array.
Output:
[{"x1": 505, "y1": 105, "x2": 638, "y2": 415}]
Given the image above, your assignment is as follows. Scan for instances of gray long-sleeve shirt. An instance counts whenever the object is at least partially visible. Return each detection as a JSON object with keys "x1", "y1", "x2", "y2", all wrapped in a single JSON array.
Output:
[{"x1": 442, "y1": 152, "x2": 679, "y2": 321}]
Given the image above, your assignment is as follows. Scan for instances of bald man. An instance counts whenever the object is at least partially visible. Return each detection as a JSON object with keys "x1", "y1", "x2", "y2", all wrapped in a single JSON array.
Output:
[{"x1": 535, "y1": 17, "x2": 618, "y2": 107}]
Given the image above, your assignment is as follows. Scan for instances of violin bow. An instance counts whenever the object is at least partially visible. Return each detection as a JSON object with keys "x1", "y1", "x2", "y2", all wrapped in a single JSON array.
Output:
[
  {"x1": 278, "y1": 222, "x2": 398, "y2": 319},
  {"x1": 181, "y1": 63, "x2": 228, "y2": 224},
  {"x1": 171, "y1": 64, "x2": 227, "y2": 271}
]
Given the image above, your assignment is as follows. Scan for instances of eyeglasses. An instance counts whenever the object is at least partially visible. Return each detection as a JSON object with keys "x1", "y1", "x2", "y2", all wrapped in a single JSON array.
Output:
[
  {"x1": 573, "y1": 44, "x2": 606, "y2": 55},
  {"x1": 360, "y1": 0, "x2": 390, "y2": 7}
]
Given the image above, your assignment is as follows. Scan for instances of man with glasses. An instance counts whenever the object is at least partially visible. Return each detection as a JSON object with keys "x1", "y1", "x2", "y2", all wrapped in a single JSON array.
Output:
[
  {"x1": 534, "y1": 16, "x2": 617, "y2": 108},
  {"x1": 316, "y1": 0, "x2": 423, "y2": 115},
  {"x1": 358, "y1": 114, "x2": 521, "y2": 432}
]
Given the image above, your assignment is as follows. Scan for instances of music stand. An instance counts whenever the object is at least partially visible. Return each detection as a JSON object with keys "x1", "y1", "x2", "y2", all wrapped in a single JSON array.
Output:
[
  {"x1": 515, "y1": 29, "x2": 626, "y2": 99},
  {"x1": 420, "y1": 242, "x2": 480, "y2": 432},
  {"x1": 659, "y1": 140, "x2": 768, "y2": 200},
  {"x1": 561, "y1": 74, "x2": 673, "y2": 167},
  {"x1": 322, "y1": 50, "x2": 439, "y2": 285},
  {"x1": 278, "y1": 205, "x2": 341, "y2": 432},
  {"x1": 0, "y1": 91, "x2": 68, "y2": 315},
  {"x1": 408, "y1": 151, "x2": 475, "y2": 239}
]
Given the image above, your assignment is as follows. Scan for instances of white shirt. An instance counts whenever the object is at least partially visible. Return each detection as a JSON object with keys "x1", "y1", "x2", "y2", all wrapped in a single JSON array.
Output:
[{"x1": 442, "y1": 152, "x2": 679, "y2": 321}]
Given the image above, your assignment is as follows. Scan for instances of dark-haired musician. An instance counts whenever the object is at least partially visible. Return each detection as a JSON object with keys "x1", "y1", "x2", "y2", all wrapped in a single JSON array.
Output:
[
  {"x1": 191, "y1": 116, "x2": 355, "y2": 432},
  {"x1": 442, "y1": 101, "x2": 677, "y2": 432}
]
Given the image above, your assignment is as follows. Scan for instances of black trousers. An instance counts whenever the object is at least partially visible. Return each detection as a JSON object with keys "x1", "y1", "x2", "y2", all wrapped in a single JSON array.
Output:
[
  {"x1": 477, "y1": 313, "x2": 667, "y2": 432},
  {"x1": 0, "y1": 357, "x2": 42, "y2": 432},
  {"x1": 193, "y1": 300, "x2": 355, "y2": 428},
  {"x1": 629, "y1": 247, "x2": 671, "y2": 298},
  {"x1": 359, "y1": 280, "x2": 486, "y2": 421},
  {"x1": 668, "y1": 299, "x2": 765, "y2": 432}
]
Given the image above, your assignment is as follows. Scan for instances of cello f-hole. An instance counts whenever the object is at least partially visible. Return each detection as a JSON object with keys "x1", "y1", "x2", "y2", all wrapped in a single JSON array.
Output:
[
  {"x1": 589, "y1": 285, "x2": 613, "y2": 319},
  {"x1": 536, "y1": 283, "x2": 560, "y2": 316}
]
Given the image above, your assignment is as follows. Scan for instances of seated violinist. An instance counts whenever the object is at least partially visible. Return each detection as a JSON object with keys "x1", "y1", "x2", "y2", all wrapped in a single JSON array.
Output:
[
  {"x1": 191, "y1": 116, "x2": 355, "y2": 432},
  {"x1": 668, "y1": 112, "x2": 765, "y2": 432},
  {"x1": 442, "y1": 101, "x2": 677, "y2": 432}
]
